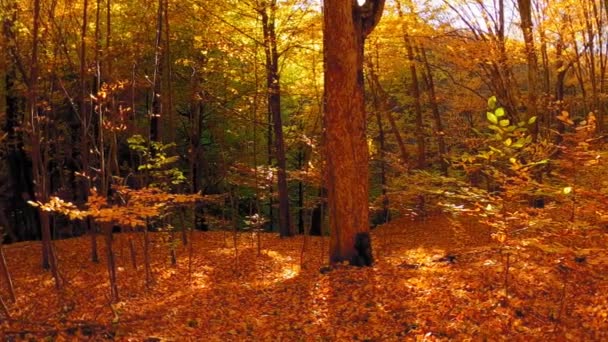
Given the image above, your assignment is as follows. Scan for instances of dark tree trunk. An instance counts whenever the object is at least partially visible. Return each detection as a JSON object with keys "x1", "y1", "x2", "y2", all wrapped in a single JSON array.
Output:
[
  {"x1": 260, "y1": 0, "x2": 292, "y2": 237},
  {"x1": 150, "y1": 0, "x2": 164, "y2": 142},
  {"x1": 2, "y1": 10, "x2": 39, "y2": 242},
  {"x1": 297, "y1": 151, "x2": 305, "y2": 234},
  {"x1": 324, "y1": 0, "x2": 384, "y2": 266},
  {"x1": 190, "y1": 71, "x2": 207, "y2": 231},
  {"x1": 30, "y1": 0, "x2": 61, "y2": 287}
]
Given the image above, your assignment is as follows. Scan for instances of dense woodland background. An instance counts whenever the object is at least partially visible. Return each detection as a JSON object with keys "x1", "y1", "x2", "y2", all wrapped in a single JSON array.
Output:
[{"x1": 2, "y1": 0, "x2": 608, "y2": 340}]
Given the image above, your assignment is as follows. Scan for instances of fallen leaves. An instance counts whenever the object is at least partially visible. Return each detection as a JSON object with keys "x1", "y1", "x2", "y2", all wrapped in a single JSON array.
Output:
[{"x1": 1, "y1": 216, "x2": 608, "y2": 340}]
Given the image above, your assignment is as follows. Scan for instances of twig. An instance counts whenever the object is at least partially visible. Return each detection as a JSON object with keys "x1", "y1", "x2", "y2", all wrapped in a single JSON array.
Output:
[{"x1": 0, "y1": 295, "x2": 10, "y2": 319}]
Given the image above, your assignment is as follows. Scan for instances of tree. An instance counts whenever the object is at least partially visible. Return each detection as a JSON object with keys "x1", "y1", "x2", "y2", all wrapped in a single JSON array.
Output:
[
  {"x1": 323, "y1": 0, "x2": 384, "y2": 266},
  {"x1": 258, "y1": 0, "x2": 292, "y2": 237}
]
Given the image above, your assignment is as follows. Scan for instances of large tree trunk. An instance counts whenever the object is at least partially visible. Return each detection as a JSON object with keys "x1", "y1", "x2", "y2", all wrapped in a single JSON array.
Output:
[
  {"x1": 260, "y1": 0, "x2": 292, "y2": 237},
  {"x1": 324, "y1": 0, "x2": 384, "y2": 266}
]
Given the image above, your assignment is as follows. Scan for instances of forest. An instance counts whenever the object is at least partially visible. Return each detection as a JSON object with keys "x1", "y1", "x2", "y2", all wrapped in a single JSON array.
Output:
[{"x1": 1, "y1": 0, "x2": 608, "y2": 340}]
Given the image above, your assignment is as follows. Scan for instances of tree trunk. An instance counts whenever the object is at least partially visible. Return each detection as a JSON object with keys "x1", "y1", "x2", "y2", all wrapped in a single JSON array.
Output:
[
  {"x1": 30, "y1": 0, "x2": 61, "y2": 288},
  {"x1": 260, "y1": 0, "x2": 292, "y2": 237},
  {"x1": 366, "y1": 61, "x2": 410, "y2": 167},
  {"x1": 517, "y1": 0, "x2": 539, "y2": 137},
  {"x1": 367, "y1": 56, "x2": 389, "y2": 224},
  {"x1": 0, "y1": 242, "x2": 15, "y2": 302},
  {"x1": 102, "y1": 223, "x2": 119, "y2": 302},
  {"x1": 189, "y1": 69, "x2": 207, "y2": 231},
  {"x1": 150, "y1": 0, "x2": 164, "y2": 142},
  {"x1": 324, "y1": 0, "x2": 384, "y2": 266},
  {"x1": 2, "y1": 13, "x2": 39, "y2": 242},
  {"x1": 419, "y1": 46, "x2": 448, "y2": 175},
  {"x1": 397, "y1": 3, "x2": 425, "y2": 169}
]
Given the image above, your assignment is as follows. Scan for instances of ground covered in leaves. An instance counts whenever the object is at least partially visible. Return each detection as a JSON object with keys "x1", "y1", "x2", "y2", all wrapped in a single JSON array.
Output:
[{"x1": 2, "y1": 216, "x2": 608, "y2": 340}]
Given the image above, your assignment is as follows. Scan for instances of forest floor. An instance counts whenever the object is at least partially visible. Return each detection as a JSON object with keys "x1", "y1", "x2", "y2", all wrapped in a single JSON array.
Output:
[{"x1": 1, "y1": 215, "x2": 608, "y2": 341}]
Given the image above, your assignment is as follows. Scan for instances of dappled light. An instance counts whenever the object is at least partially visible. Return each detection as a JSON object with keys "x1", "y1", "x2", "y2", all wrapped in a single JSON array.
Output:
[{"x1": 2, "y1": 0, "x2": 608, "y2": 339}]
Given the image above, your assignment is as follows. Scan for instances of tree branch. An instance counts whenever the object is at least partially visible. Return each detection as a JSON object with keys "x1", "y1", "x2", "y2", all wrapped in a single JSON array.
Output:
[{"x1": 358, "y1": 0, "x2": 386, "y2": 38}]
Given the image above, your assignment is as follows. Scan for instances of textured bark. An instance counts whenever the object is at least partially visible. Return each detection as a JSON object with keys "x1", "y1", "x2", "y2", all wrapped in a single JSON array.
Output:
[{"x1": 324, "y1": 0, "x2": 384, "y2": 266}]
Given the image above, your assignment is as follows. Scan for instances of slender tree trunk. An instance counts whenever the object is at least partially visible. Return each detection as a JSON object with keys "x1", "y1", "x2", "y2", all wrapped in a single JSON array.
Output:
[
  {"x1": 396, "y1": 2, "x2": 424, "y2": 168},
  {"x1": 368, "y1": 59, "x2": 389, "y2": 224},
  {"x1": 260, "y1": 0, "x2": 292, "y2": 237},
  {"x1": 0, "y1": 242, "x2": 15, "y2": 302},
  {"x1": 419, "y1": 46, "x2": 447, "y2": 175},
  {"x1": 106, "y1": 0, "x2": 111, "y2": 78},
  {"x1": 366, "y1": 62, "x2": 410, "y2": 167},
  {"x1": 30, "y1": 0, "x2": 61, "y2": 288},
  {"x1": 297, "y1": 150, "x2": 305, "y2": 234},
  {"x1": 189, "y1": 67, "x2": 207, "y2": 231},
  {"x1": 517, "y1": 0, "x2": 539, "y2": 137},
  {"x1": 404, "y1": 37, "x2": 425, "y2": 169},
  {"x1": 324, "y1": 0, "x2": 384, "y2": 266},
  {"x1": 163, "y1": 0, "x2": 174, "y2": 144},
  {"x1": 102, "y1": 223, "x2": 118, "y2": 302},
  {"x1": 150, "y1": 0, "x2": 163, "y2": 142}
]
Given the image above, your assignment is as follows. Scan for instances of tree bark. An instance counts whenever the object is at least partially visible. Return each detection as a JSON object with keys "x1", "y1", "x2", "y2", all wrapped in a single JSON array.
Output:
[
  {"x1": 260, "y1": 0, "x2": 292, "y2": 237},
  {"x1": 324, "y1": 0, "x2": 384, "y2": 266}
]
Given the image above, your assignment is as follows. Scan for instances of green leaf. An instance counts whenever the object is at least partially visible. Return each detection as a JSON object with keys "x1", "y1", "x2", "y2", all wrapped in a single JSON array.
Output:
[
  {"x1": 528, "y1": 116, "x2": 537, "y2": 124},
  {"x1": 487, "y1": 112, "x2": 498, "y2": 124},
  {"x1": 504, "y1": 138, "x2": 512, "y2": 146},
  {"x1": 499, "y1": 119, "x2": 510, "y2": 127},
  {"x1": 512, "y1": 138, "x2": 525, "y2": 148},
  {"x1": 495, "y1": 107, "x2": 505, "y2": 117},
  {"x1": 488, "y1": 124, "x2": 503, "y2": 132},
  {"x1": 488, "y1": 96, "x2": 497, "y2": 110}
]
